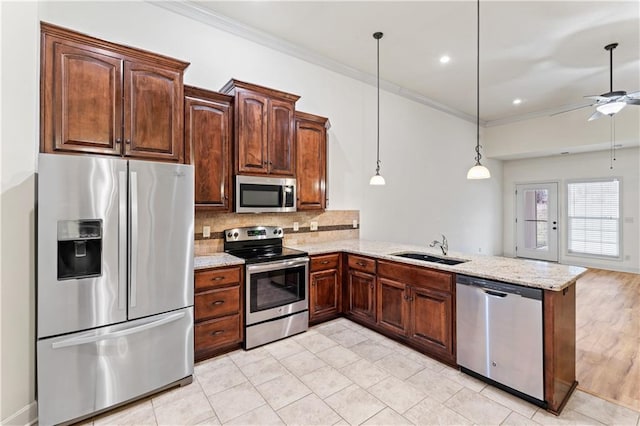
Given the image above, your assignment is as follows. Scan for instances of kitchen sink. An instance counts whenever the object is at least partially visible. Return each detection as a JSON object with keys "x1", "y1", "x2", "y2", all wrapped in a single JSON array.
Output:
[{"x1": 392, "y1": 252, "x2": 469, "y2": 266}]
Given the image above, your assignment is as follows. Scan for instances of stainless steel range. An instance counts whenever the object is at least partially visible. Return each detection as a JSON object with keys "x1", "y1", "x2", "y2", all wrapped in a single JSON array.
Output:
[{"x1": 224, "y1": 226, "x2": 309, "y2": 349}]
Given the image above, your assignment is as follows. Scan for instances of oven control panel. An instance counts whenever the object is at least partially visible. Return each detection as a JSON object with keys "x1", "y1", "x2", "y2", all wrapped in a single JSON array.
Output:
[{"x1": 225, "y1": 226, "x2": 283, "y2": 242}]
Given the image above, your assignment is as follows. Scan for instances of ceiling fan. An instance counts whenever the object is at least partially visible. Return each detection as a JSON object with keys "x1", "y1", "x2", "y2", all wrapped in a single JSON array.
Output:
[{"x1": 556, "y1": 43, "x2": 640, "y2": 121}]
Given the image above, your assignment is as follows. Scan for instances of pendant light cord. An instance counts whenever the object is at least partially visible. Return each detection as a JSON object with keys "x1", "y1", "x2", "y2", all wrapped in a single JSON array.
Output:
[
  {"x1": 475, "y1": 0, "x2": 482, "y2": 165},
  {"x1": 376, "y1": 33, "x2": 381, "y2": 173},
  {"x1": 609, "y1": 43, "x2": 613, "y2": 93}
]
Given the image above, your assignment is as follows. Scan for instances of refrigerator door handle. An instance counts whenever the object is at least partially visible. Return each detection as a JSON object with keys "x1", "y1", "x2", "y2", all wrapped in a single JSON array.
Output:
[
  {"x1": 118, "y1": 171, "x2": 127, "y2": 311},
  {"x1": 50, "y1": 311, "x2": 186, "y2": 349},
  {"x1": 129, "y1": 171, "x2": 138, "y2": 308}
]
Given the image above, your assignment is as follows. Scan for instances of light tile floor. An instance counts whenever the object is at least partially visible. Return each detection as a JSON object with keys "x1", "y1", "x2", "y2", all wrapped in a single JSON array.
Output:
[{"x1": 84, "y1": 318, "x2": 640, "y2": 426}]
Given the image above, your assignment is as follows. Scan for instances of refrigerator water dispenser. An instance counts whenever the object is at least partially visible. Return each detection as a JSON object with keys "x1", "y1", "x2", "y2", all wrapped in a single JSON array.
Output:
[{"x1": 57, "y1": 219, "x2": 103, "y2": 280}]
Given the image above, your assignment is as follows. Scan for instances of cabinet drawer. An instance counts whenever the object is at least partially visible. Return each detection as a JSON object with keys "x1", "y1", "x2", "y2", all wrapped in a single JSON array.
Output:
[
  {"x1": 195, "y1": 286, "x2": 240, "y2": 321},
  {"x1": 378, "y1": 260, "x2": 452, "y2": 293},
  {"x1": 195, "y1": 266, "x2": 241, "y2": 291},
  {"x1": 195, "y1": 315, "x2": 241, "y2": 352},
  {"x1": 348, "y1": 255, "x2": 376, "y2": 274},
  {"x1": 311, "y1": 253, "x2": 340, "y2": 272}
]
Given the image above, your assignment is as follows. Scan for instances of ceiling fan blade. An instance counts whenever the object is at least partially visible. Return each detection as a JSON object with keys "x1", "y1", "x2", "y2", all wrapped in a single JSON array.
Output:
[
  {"x1": 626, "y1": 90, "x2": 640, "y2": 99},
  {"x1": 626, "y1": 99, "x2": 640, "y2": 106},
  {"x1": 585, "y1": 95, "x2": 609, "y2": 101},
  {"x1": 587, "y1": 110, "x2": 605, "y2": 121}
]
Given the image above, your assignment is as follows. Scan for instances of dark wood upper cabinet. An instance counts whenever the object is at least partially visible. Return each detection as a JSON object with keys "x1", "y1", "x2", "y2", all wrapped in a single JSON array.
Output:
[
  {"x1": 220, "y1": 79, "x2": 300, "y2": 176},
  {"x1": 184, "y1": 86, "x2": 233, "y2": 211},
  {"x1": 41, "y1": 22, "x2": 189, "y2": 162},
  {"x1": 295, "y1": 111, "x2": 329, "y2": 210}
]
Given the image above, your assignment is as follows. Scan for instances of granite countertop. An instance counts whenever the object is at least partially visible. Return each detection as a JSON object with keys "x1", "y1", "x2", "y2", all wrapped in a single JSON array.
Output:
[
  {"x1": 194, "y1": 253, "x2": 244, "y2": 270},
  {"x1": 288, "y1": 239, "x2": 588, "y2": 291},
  {"x1": 194, "y1": 239, "x2": 587, "y2": 291}
]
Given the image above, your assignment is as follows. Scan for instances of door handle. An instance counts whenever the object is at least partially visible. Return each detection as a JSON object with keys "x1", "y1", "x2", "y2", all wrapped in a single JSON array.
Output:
[
  {"x1": 129, "y1": 171, "x2": 139, "y2": 308},
  {"x1": 51, "y1": 312, "x2": 185, "y2": 349},
  {"x1": 118, "y1": 171, "x2": 127, "y2": 311},
  {"x1": 211, "y1": 300, "x2": 225, "y2": 306}
]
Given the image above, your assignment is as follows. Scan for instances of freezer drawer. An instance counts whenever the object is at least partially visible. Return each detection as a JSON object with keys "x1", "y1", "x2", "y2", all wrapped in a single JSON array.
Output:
[{"x1": 37, "y1": 307, "x2": 194, "y2": 425}]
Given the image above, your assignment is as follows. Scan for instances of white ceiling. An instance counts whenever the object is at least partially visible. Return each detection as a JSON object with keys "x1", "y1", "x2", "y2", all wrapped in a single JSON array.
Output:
[{"x1": 174, "y1": 0, "x2": 640, "y2": 125}]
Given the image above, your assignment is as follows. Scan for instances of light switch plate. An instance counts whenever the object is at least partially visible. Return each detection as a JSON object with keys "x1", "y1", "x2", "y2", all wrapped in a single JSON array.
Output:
[
  {"x1": 293, "y1": 222, "x2": 299, "y2": 231},
  {"x1": 352, "y1": 219, "x2": 358, "y2": 228},
  {"x1": 310, "y1": 221, "x2": 318, "y2": 231},
  {"x1": 203, "y1": 226, "x2": 211, "y2": 238}
]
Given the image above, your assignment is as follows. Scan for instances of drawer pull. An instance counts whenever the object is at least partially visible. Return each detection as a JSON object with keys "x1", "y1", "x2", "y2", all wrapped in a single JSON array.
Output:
[
  {"x1": 320, "y1": 260, "x2": 330, "y2": 264},
  {"x1": 211, "y1": 300, "x2": 225, "y2": 306},
  {"x1": 356, "y1": 262, "x2": 366, "y2": 267},
  {"x1": 211, "y1": 276, "x2": 224, "y2": 281},
  {"x1": 211, "y1": 330, "x2": 225, "y2": 336}
]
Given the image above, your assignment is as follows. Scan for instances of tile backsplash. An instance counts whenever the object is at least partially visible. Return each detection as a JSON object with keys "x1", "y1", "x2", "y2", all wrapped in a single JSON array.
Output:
[{"x1": 195, "y1": 210, "x2": 359, "y2": 256}]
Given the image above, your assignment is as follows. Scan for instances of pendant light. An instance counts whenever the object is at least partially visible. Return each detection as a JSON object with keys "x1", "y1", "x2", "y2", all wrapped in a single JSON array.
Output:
[
  {"x1": 370, "y1": 31, "x2": 386, "y2": 185},
  {"x1": 467, "y1": 0, "x2": 491, "y2": 180}
]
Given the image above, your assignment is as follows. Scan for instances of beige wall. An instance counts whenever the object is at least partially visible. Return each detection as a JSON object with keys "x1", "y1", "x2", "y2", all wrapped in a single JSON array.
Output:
[{"x1": 0, "y1": 1, "x2": 39, "y2": 423}]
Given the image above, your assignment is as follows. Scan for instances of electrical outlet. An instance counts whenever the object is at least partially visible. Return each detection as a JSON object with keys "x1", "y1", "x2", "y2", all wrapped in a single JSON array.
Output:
[
  {"x1": 203, "y1": 226, "x2": 211, "y2": 239},
  {"x1": 352, "y1": 219, "x2": 358, "y2": 228},
  {"x1": 310, "y1": 221, "x2": 318, "y2": 231},
  {"x1": 293, "y1": 222, "x2": 299, "y2": 232}
]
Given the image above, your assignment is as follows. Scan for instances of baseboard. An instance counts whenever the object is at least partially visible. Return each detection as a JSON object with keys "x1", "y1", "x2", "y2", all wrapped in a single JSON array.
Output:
[{"x1": 1, "y1": 401, "x2": 37, "y2": 426}]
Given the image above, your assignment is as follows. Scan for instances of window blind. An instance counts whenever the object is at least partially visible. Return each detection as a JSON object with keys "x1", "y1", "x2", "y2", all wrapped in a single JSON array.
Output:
[{"x1": 567, "y1": 179, "x2": 620, "y2": 258}]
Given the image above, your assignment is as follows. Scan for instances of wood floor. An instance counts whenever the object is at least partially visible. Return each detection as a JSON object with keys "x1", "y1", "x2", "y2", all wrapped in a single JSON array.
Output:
[{"x1": 575, "y1": 268, "x2": 640, "y2": 411}]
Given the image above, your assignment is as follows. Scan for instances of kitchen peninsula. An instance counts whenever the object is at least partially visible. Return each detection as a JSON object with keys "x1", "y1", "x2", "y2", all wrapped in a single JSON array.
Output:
[{"x1": 195, "y1": 238, "x2": 587, "y2": 415}]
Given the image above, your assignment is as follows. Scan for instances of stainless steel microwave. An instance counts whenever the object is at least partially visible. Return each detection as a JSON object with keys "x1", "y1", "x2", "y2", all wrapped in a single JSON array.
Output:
[{"x1": 235, "y1": 175, "x2": 296, "y2": 213}]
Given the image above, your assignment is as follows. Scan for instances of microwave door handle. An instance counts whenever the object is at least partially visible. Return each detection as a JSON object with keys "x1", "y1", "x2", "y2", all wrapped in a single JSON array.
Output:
[{"x1": 281, "y1": 186, "x2": 286, "y2": 209}]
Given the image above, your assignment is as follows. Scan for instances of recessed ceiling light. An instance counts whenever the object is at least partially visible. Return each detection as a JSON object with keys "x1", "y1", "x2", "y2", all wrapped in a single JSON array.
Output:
[
  {"x1": 439, "y1": 55, "x2": 450, "y2": 64},
  {"x1": 512, "y1": 98, "x2": 522, "y2": 105}
]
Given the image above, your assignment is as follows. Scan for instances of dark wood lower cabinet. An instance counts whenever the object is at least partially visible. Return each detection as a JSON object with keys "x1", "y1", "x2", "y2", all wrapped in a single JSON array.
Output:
[
  {"x1": 543, "y1": 283, "x2": 578, "y2": 414},
  {"x1": 194, "y1": 266, "x2": 243, "y2": 361},
  {"x1": 347, "y1": 269, "x2": 376, "y2": 325},
  {"x1": 376, "y1": 277, "x2": 409, "y2": 335},
  {"x1": 409, "y1": 286, "x2": 453, "y2": 361}
]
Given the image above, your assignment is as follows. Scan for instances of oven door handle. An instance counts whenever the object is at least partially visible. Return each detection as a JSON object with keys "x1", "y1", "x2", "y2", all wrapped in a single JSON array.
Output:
[{"x1": 246, "y1": 257, "x2": 310, "y2": 273}]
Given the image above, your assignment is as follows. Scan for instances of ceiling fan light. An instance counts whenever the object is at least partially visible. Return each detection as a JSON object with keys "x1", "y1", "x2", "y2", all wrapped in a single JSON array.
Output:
[
  {"x1": 369, "y1": 173, "x2": 386, "y2": 185},
  {"x1": 596, "y1": 101, "x2": 626, "y2": 115},
  {"x1": 467, "y1": 164, "x2": 491, "y2": 180}
]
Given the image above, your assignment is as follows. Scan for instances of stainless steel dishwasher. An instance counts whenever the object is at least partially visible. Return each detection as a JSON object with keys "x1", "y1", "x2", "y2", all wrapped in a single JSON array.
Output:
[{"x1": 456, "y1": 275, "x2": 544, "y2": 405}]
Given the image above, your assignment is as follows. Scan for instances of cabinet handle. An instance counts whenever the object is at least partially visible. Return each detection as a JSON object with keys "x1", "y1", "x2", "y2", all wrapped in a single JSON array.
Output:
[
  {"x1": 116, "y1": 138, "x2": 122, "y2": 144},
  {"x1": 224, "y1": 195, "x2": 229, "y2": 200},
  {"x1": 211, "y1": 276, "x2": 224, "y2": 281},
  {"x1": 211, "y1": 300, "x2": 225, "y2": 306},
  {"x1": 125, "y1": 139, "x2": 131, "y2": 144},
  {"x1": 211, "y1": 330, "x2": 225, "y2": 336},
  {"x1": 320, "y1": 260, "x2": 330, "y2": 265},
  {"x1": 370, "y1": 284, "x2": 373, "y2": 289},
  {"x1": 356, "y1": 262, "x2": 366, "y2": 267}
]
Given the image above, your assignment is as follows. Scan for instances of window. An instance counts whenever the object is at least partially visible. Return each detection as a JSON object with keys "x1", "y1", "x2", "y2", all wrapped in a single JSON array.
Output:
[{"x1": 567, "y1": 179, "x2": 620, "y2": 258}]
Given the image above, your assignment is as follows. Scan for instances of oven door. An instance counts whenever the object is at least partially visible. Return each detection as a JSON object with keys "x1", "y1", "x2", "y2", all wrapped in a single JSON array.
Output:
[{"x1": 245, "y1": 257, "x2": 309, "y2": 325}]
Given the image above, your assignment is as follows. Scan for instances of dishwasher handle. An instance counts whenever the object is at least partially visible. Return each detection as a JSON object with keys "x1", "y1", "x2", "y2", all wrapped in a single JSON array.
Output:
[{"x1": 485, "y1": 290, "x2": 507, "y2": 298}]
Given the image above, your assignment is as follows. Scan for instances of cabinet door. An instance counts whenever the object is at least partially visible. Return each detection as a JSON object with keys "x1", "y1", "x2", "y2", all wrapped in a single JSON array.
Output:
[
  {"x1": 124, "y1": 61, "x2": 183, "y2": 162},
  {"x1": 347, "y1": 270, "x2": 376, "y2": 324},
  {"x1": 310, "y1": 269, "x2": 340, "y2": 321},
  {"x1": 185, "y1": 96, "x2": 232, "y2": 210},
  {"x1": 377, "y1": 277, "x2": 409, "y2": 335},
  {"x1": 268, "y1": 99, "x2": 295, "y2": 176},
  {"x1": 236, "y1": 91, "x2": 269, "y2": 174},
  {"x1": 409, "y1": 286, "x2": 453, "y2": 358},
  {"x1": 295, "y1": 118, "x2": 326, "y2": 210},
  {"x1": 48, "y1": 42, "x2": 123, "y2": 156}
]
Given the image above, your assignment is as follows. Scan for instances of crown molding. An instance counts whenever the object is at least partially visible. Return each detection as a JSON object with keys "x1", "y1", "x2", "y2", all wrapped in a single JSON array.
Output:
[{"x1": 148, "y1": 0, "x2": 480, "y2": 124}]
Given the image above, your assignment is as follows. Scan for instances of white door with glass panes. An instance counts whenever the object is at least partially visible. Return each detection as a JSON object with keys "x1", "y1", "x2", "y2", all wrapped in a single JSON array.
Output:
[{"x1": 516, "y1": 183, "x2": 559, "y2": 262}]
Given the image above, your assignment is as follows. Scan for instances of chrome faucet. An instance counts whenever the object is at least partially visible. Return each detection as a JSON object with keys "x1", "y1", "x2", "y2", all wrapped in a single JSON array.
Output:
[{"x1": 430, "y1": 234, "x2": 448, "y2": 256}]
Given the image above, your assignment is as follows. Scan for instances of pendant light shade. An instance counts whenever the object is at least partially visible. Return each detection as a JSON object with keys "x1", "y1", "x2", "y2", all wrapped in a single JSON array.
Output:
[
  {"x1": 467, "y1": 0, "x2": 491, "y2": 180},
  {"x1": 370, "y1": 31, "x2": 386, "y2": 186}
]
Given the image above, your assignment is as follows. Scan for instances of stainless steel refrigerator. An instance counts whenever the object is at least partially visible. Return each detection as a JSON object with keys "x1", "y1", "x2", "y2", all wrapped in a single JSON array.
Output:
[{"x1": 36, "y1": 153, "x2": 194, "y2": 425}]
